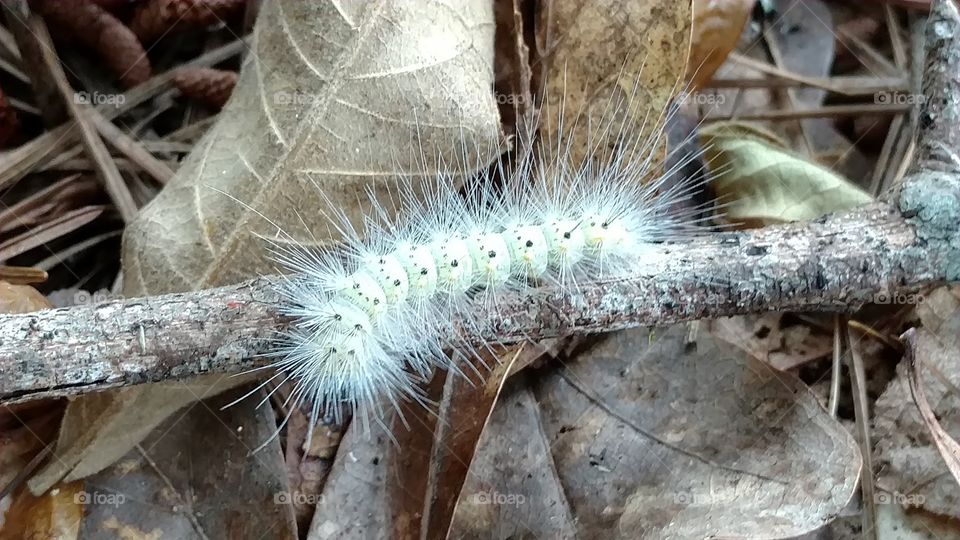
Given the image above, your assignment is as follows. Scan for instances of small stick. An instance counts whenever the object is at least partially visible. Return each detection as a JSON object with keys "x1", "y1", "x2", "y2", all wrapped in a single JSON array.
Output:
[
  {"x1": 0, "y1": 196, "x2": 953, "y2": 404},
  {"x1": 27, "y1": 11, "x2": 139, "y2": 222}
]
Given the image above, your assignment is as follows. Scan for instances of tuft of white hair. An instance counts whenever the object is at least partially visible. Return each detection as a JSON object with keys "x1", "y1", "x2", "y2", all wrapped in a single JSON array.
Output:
[{"x1": 238, "y1": 74, "x2": 715, "y2": 442}]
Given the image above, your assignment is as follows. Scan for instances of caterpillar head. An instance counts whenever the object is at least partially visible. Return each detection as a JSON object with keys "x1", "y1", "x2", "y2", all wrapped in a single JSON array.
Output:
[
  {"x1": 581, "y1": 212, "x2": 629, "y2": 250},
  {"x1": 542, "y1": 216, "x2": 586, "y2": 268}
]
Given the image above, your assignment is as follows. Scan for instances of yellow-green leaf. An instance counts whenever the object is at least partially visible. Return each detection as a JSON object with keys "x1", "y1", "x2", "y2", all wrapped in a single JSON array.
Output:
[{"x1": 700, "y1": 122, "x2": 873, "y2": 228}]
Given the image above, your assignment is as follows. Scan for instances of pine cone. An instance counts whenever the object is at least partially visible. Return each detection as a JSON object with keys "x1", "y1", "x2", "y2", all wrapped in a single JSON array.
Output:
[
  {"x1": 32, "y1": 0, "x2": 152, "y2": 88},
  {"x1": 172, "y1": 67, "x2": 237, "y2": 109},
  {"x1": 0, "y1": 86, "x2": 19, "y2": 147},
  {"x1": 88, "y1": 0, "x2": 140, "y2": 11},
  {"x1": 130, "y1": 0, "x2": 246, "y2": 42}
]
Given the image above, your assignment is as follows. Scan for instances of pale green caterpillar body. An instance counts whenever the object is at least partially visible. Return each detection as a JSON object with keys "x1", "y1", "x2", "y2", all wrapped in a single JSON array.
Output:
[{"x1": 236, "y1": 86, "x2": 709, "y2": 437}]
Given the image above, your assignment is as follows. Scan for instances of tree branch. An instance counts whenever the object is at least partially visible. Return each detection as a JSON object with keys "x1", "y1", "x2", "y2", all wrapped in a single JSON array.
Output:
[
  {"x1": 1, "y1": 0, "x2": 959, "y2": 405},
  {"x1": 0, "y1": 197, "x2": 952, "y2": 404}
]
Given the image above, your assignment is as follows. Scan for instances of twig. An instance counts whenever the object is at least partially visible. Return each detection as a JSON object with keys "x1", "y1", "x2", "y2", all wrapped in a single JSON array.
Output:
[
  {"x1": 0, "y1": 195, "x2": 954, "y2": 403},
  {"x1": 0, "y1": 37, "x2": 246, "y2": 192},
  {"x1": 86, "y1": 107, "x2": 176, "y2": 185},
  {"x1": 0, "y1": 265, "x2": 47, "y2": 284},
  {"x1": 903, "y1": 328, "x2": 960, "y2": 485},
  {"x1": 0, "y1": 0, "x2": 66, "y2": 126},
  {"x1": 27, "y1": 10, "x2": 138, "y2": 222},
  {"x1": 704, "y1": 102, "x2": 909, "y2": 122},
  {"x1": 708, "y1": 75, "x2": 908, "y2": 96},
  {"x1": 827, "y1": 314, "x2": 842, "y2": 417},
  {"x1": 844, "y1": 325, "x2": 877, "y2": 540}
]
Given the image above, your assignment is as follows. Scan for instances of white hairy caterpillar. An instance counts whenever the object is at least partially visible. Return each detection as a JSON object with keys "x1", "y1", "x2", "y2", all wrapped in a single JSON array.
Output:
[{"x1": 232, "y1": 79, "x2": 712, "y2": 436}]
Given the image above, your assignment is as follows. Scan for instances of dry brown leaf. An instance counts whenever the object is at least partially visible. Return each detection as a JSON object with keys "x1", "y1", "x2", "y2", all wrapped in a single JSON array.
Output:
[
  {"x1": 0, "y1": 481, "x2": 82, "y2": 539},
  {"x1": 687, "y1": 0, "x2": 753, "y2": 88},
  {"x1": 905, "y1": 329, "x2": 960, "y2": 486},
  {"x1": 453, "y1": 325, "x2": 861, "y2": 538},
  {"x1": 0, "y1": 280, "x2": 51, "y2": 313},
  {"x1": 873, "y1": 288, "x2": 960, "y2": 519},
  {"x1": 536, "y1": 0, "x2": 692, "y2": 169},
  {"x1": 0, "y1": 406, "x2": 70, "y2": 536},
  {"x1": 309, "y1": 326, "x2": 861, "y2": 538},
  {"x1": 282, "y1": 409, "x2": 340, "y2": 533},
  {"x1": 70, "y1": 386, "x2": 296, "y2": 539},
  {"x1": 390, "y1": 347, "x2": 523, "y2": 539},
  {"x1": 709, "y1": 314, "x2": 834, "y2": 370},
  {"x1": 0, "y1": 280, "x2": 63, "y2": 530},
  {"x1": 448, "y1": 377, "x2": 577, "y2": 539},
  {"x1": 311, "y1": 346, "x2": 522, "y2": 539},
  {"x1": 31, "y1": 0, "x2": 502, "y2": 516},
  {"x1": 875, "y1": 287, "x2": 960, "y2": 519},
  {"x1": 700, "y1": 121, "x2": 872, "y2": 227},
  {"x1": 124, "y1": 1, "x2": 501, "y2": 293},
  {"x1": 492, "y1": 0, "x2": 533, "y2": 134}
]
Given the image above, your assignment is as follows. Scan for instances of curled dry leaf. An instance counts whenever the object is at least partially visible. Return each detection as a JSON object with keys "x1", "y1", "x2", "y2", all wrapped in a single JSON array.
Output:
[
  {"x1": 875, "y1": 287, "x2": 960, "y2": 519},
  {"x1": 700, "y1": 121, "x2": 873, "y2": 227},
  {"x1": 0, "y1": 283, "x2": 64, "y2": 536},
  {"x1": 452, "y1": 326, "x2": 861, "y2": 538},
  {"x1": 904, "y1": 329, "x2": 960, "y2": 486},
  {"x1": 30, "y1": 0, "x2": 502, "y2": 510},
  {"x1": 687, "y1": 0, "x2": 754, "y2": 88},
  {"x1": 31, "y1": 0, "x2": 152, "y2": 88},
  {"x1": 0, "y1": 281, "x2": 50, "y2": 313},
  {"x1": 0, "y1": 481, "x2": 82, "y2": 539}
]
